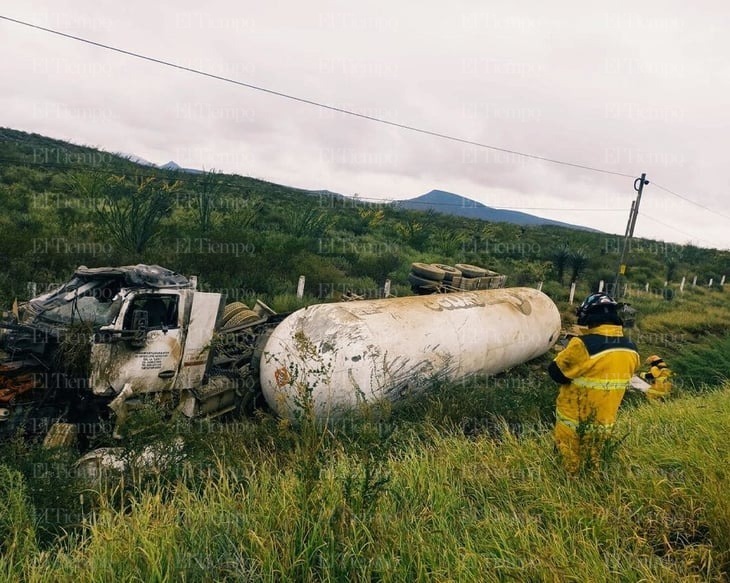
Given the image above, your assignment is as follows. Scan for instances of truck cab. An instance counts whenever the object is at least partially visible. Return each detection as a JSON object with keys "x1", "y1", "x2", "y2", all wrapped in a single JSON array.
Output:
[{"x1": 0, "y1": 265, "x2": 241, "y2": 439}]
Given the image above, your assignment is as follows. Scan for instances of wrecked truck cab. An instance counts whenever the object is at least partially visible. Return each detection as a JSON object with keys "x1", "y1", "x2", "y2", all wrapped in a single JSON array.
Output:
[
  {"x1": 2, "y1": 265, "x2": 194, "y2": 362},
  {"x1": 0, "y1": 264, "x2": 250, "y2": 441},
  {"x1": 12, "y1": 264, "x2": 192, "y2": 328}
]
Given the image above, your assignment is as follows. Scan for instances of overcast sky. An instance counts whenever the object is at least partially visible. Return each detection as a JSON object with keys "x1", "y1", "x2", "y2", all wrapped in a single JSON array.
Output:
[{"x1": 2, "y1": 1, "x2": 729, "y2": 249}]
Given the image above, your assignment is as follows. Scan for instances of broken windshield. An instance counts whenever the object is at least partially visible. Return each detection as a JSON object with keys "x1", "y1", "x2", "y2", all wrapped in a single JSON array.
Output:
[{"x1": 37, "y1": 279, "x2": 124, "y2": 327}]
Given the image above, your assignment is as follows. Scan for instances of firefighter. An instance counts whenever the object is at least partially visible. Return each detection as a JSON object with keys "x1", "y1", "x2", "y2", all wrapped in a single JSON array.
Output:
[
  {"x1": 641, "y1": 355, "x2": 672, "y2": 400},
  {"x1": 548, "y1": 293, "x2": 640, "y2": 473}
]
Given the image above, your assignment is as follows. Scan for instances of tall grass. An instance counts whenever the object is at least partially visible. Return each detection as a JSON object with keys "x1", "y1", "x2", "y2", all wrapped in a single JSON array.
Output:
[
  {"x1": 2, "y1": 278, "x2": 728, "y2": 581},
  {"x1": 2, "y1": 386, "x2": 729, "y2": 581},
  {"x1": 672, "y1": 334, "x2": 730, "y2": 389},
  {"x1": 0, "y1": 464, "x2": 38, "y2": 576},
  {"x1": 639, "y1": 305, "x2": 730, "y2": 336}
]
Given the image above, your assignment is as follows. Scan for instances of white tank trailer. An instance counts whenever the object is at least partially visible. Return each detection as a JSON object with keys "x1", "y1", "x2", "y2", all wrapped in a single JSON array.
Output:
[{"x1": 260, "y1": 287, "x2": 561, "y2": 420}]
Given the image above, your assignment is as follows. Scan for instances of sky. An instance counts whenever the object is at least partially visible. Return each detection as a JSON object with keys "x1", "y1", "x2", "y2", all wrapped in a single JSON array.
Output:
[{"x1": 1, "y1": 1, "x2": 729, "y2": 249}]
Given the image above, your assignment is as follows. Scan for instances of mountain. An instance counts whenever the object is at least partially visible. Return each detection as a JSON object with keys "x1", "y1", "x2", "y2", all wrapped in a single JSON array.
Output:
[
  {"x1": 159, "y1": 161, "x2": 202, "y2": 174},
  {"x1": 398, "y1": 190, "x2": 598, "y2": 231},
  {"x1": 114, "y1": 153, "x2": 204, "y2": 174}
]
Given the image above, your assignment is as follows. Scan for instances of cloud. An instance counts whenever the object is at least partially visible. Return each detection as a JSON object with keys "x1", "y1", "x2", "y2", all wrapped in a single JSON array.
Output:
[{"x1": 1, "y1": 0, "x2": 728, "y2": 249}]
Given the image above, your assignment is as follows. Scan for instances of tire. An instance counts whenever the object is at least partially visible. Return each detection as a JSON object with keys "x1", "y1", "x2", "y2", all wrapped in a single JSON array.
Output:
[
  {"x1": 430, "y1": 264, "x2": 462, "y2": 282},
  {"x1": 455, "y1": 263, "x2": 487, "y2": 278},
  {"x1": 449, "y1": 275, "x2": 462, "y2": 289},
  {"x1": 408, "y1": 272, "x2": 442, "y2": 290},
  {"x1": 223, "y1": 309, "x2": 259, "y2": 329},
  {"x1": 486, "y1": 275, "x2": 506, "y2": 289},
  {"x1": 222, "y1": 302, "x2": 249, "y2": 325},
  {"x1": 460, "y1": 277, "x2": 479, "y2": 291},
  {"x1": 411, "y1": 262, "x2": 446, "y2": 282}
]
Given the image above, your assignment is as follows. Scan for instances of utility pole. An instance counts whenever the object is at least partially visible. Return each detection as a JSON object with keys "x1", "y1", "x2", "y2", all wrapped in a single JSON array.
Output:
[{"x1": 612, "y1": 173, "x2": 649, "y2": 298}]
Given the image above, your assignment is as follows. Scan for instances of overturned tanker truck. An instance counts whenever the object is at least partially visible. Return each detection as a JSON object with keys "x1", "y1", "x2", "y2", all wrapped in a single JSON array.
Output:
[{"x1": 0, "y1": 264, "x2": 561, "y2": 442}]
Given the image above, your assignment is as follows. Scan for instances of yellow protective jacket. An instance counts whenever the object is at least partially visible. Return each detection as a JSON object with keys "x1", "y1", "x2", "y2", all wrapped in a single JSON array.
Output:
[
  {"x1": 642, "y1": 361, "x2": 672, "y2": 399},
  {"x1": 548, "y1": 324, "x2": 640, "y2": 471}
]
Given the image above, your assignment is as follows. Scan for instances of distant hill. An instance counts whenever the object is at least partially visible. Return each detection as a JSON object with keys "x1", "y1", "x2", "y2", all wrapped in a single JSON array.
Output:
[
  {"x1": 398, "y1": 190, "x2": 599, "y2": 231},
  {"x1": 118, "y1": 155, "x2": 203, "y2": 174},
  {"x1": 158, "y1": 161, "x2": 203, "y2": 174}
]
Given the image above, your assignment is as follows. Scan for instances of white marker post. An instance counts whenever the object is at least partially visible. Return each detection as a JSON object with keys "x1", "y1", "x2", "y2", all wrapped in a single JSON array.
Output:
[
  {"x1": 296, "y1": 275, "x2": 305, "y2": 299},
  {"x1": 598, "y1": 280, "x2": 604, "y2": 292},
  {"x1": 569, "y1": 282, "x2": 576, "y2": 304},
  {"x1": 709, "y1": 278, "x2": 714, "y2": 287},
  {"x1": 537, "y1": 281, "x2": 543, "y2": 291},
  {"x1": 721, "y1": 275, "x2": 726, "y2": 286},
  {"x1": 693, "y1": 276, "x2": 698, "y2": 286},
  {"x1": 383, "y1": 279, "x2": 391, "y2": 298},
  {"x1": 680, "y1": 276, "x2": 686, "y2": 293},
  {"x1": 645, "y1": 282, "x2": 650, "y2": 292}
]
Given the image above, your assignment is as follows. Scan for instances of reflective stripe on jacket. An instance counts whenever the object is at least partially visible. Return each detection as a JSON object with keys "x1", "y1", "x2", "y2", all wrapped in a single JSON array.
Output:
[{"x1": 549, "y1": 324, "x2": 640, "y2": 428}]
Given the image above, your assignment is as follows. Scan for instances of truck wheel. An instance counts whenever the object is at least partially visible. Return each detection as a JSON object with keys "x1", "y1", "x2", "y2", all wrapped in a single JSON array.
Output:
[
  {"x1": 411, "y1": 262, "x2": 446, "y2": 281},
  {"x1": 408, "y1": 272, "x2": 442, "y2": 290},
  {"x1": 484, "y1": 272, "x2": 502, "y2": 289},
  {"x1": 460, "y1": 277, "x2": 479, "y2": 291},
  {"x1": 222, "y1": 302, "x2": 249, "y2": 326},
  {"x1": 224, "y1": 309, "x2": 260, "y2": 329},
  {"x1": 430, "y1": 264, "x2": 462, "y2": 282},
  {"x1": 455, "y1": 263, "x2": 488, "y2": 278}
]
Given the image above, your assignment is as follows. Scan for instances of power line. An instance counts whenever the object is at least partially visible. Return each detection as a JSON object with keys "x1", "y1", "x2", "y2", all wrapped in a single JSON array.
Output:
[
  {"x1": 638, "y1": 211, "x2": 721, "y2": 247},
  {"x1": 0, "y1": 14, "x2": 636, "y2": 179},
  {"x1": 652, "y1": 182, "x2": 730, "y2": 222},
  {"x1": 4, "y1": 15, "x2": 728, "y2": 237}
]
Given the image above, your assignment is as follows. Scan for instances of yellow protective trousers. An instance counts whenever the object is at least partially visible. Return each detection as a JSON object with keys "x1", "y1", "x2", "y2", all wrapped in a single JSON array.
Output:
[{"x1": 549, "y1": 324, "x2": 640, "y2": 473}]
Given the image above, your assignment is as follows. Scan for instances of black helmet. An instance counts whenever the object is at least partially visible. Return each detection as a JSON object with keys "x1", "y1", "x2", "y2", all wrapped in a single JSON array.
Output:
[{"x1": 576, "y1": 292, "x2": 619, "y2": 326}]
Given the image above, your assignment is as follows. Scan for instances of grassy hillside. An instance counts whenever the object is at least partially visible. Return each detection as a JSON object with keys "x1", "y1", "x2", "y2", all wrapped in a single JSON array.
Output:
[
  {"x1": 1, "y1": 127, "x2": 728, "y2": 311},
  {"x1": 2, "y1": 127, "x2": 730, "y2": 581}
]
